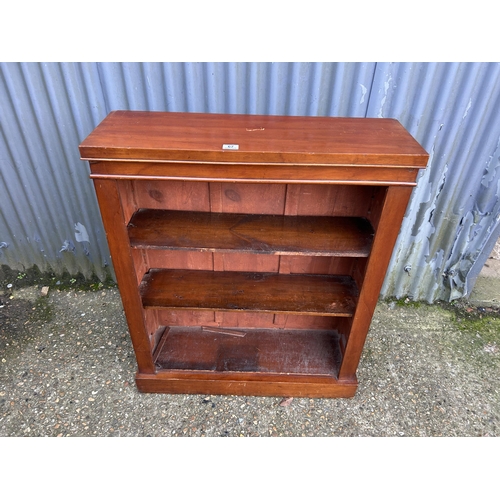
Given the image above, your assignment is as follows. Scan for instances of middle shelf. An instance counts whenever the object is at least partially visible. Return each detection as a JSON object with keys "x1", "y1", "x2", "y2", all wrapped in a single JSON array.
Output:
[{"x1": 139, "y1": 269, "x2": 359, "y2": 317}]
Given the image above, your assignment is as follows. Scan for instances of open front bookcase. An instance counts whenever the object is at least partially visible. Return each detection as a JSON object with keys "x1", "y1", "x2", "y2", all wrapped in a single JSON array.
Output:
[{"x1": 80, "y1": 111, "x2": 428, "y2": 398}]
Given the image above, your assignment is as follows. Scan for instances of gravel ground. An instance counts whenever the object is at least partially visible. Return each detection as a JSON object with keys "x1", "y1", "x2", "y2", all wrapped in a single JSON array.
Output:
[{"x1": 1, "y1": 284, "x2": 499, "y2": 438}]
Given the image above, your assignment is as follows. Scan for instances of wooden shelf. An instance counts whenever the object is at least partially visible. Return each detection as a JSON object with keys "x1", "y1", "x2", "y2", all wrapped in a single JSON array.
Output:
[
  {"x1": 153, "y1": 326, "x2": 342, "y2": 376},
  {"x1": 128, "y1": 209, "x2": 374, "y2": 257},
  {"x1": 140, "y1": 269, "x2": 358, "y2": 316}
]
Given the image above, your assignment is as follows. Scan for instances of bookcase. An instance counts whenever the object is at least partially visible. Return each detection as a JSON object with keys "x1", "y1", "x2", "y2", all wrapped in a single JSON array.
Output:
[{"x1": 79, "y1": 111, "x2": 428, "y2": 398}]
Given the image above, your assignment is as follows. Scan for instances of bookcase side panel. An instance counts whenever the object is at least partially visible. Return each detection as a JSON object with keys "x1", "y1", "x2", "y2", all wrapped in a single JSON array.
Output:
[
  {"x1": 93, "y1": 178, "x2": 155, "y2": 373},
  {"x1": 338, "y1": 185, "x2": 414, "y2": 379}
]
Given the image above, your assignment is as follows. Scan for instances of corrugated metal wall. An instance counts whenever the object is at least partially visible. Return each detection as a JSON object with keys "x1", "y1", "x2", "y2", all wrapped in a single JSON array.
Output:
[{"x1": 1, "y1": 62, "x2": 499, "y2": 302}]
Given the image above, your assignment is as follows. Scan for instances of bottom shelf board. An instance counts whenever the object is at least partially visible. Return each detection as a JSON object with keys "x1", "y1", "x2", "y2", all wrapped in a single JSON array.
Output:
[
  {"x1": 153, "y1": 326, "x2": 342, "y2": 376},
  {"x1": 140, "y1": 326, "x2": 358, "y2": 398}
]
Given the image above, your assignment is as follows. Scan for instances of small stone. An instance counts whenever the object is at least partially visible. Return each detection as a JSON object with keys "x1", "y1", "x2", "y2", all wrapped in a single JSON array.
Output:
[{"x1": 41, "y1": 286, "x2": 49, "y2": 296}]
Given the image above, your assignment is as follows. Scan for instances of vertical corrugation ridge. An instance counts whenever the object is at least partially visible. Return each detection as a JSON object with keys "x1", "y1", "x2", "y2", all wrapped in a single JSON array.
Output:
[
  {"x1": 363, "y1": 62, "x2": 378, "y2": 118},
  {"x1": 378, "y1": 62, "x2": 500, "y2": 301},
  {"x1": 95, "y1": 62, "x2": 110, "y2": 115},
  {"x1": 1, "y1": 62, "x2": 499, "y2": 301},
  {"x1": 0, "y1": 62, "x2": 112, "y2": 280}
]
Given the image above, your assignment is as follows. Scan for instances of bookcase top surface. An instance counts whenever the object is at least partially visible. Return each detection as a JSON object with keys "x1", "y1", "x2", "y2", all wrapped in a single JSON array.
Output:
[{"x1": 79, "y1": 111, "x2": 429, "y2": 167}]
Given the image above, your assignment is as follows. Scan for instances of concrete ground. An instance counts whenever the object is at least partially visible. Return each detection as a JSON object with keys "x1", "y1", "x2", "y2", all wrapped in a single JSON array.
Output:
[
  {"x1": 0, "y1": 243, "x2": 499, "y2": 438},
  {"x1": 0, "y1": 256, "x2": 500, "y2": 499},
  {"x1": 468, "y1": 238, "x2": 500, "y2": 308},
  {"x1": 0, "y1": 290, "x2": 498, "y2": 439}
]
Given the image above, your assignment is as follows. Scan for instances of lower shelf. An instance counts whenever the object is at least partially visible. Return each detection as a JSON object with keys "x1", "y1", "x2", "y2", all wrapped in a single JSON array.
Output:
[
  {"x1": 138, "y1": 326, "x2": 358, "y2": 398},
  {"x1": 154, "y1": 326, "x2": 342, "y2": 375}
]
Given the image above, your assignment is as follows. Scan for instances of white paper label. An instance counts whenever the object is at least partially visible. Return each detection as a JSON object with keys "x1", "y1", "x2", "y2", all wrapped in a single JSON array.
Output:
[{"x1": 222, "y1": 144, "x2": 239, "y2": 150}]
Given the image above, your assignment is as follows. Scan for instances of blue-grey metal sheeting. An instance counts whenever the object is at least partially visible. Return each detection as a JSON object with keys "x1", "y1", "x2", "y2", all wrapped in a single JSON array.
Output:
[{"x1": 1, "y1": 62, "x2": 499, "y2": 302}]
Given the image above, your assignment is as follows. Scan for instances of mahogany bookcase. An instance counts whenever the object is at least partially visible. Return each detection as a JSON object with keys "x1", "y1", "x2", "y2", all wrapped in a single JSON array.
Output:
[{"x1": 79, "y1": 111, "x2": 428, "y2": 398}]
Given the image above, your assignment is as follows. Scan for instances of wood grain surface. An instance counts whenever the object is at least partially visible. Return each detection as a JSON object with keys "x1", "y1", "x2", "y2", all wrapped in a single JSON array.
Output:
[
  {"x1": 128, "y1": 209, "x2": 374, "y2": 257},
  {"x1": 153, "y1": 326, "x2": 342, "y2": 376},
  {"x1": 80, "y1": 111, "x2": 429, "y2": 166},
  {"x1": 140, "y1": 269, "x2": 358, "y2": 316}
]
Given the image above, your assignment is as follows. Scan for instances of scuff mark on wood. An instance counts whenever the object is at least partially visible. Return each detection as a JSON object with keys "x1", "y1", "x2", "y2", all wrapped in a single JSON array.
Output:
[{"x1": 202, "y1": 326, "x2": 247, "y2": 337}]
